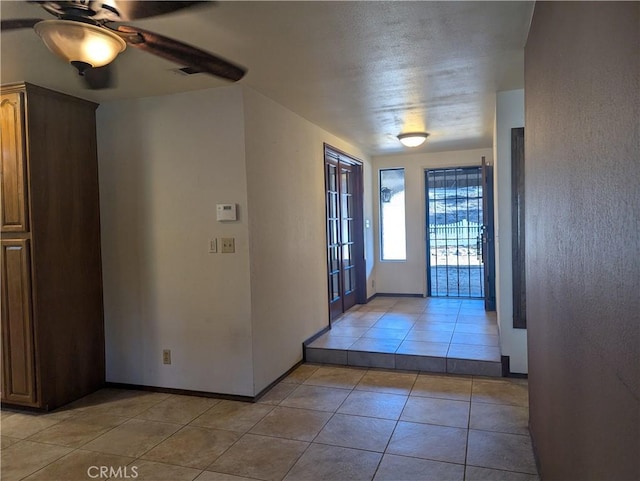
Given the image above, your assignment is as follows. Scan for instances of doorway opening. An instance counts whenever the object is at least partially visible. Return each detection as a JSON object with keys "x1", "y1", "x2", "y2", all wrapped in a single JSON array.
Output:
[{"x1": 426, "y1": 167, "x2": 485, "y2": 298}]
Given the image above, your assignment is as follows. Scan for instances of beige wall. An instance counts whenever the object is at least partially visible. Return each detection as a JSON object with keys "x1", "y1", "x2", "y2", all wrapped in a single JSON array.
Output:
[
  {"x1": 97, "y1": 85, "x2": 372, "y2": 396},
  {"x1": 372, "y1": 148, "x2": 492, "y2": 295},
  {"x1": 243, "y1": 88, "x2": 371, "y2": 393},
  {"x1": 493, "y1": 89, "x2": 528, "y2": 374},
  {"x1": 525, "y1": 3, "x2": 639, "y2": 479},
  {"x1": 97, "y1": 86, "x2": 254, "y2": 395}
]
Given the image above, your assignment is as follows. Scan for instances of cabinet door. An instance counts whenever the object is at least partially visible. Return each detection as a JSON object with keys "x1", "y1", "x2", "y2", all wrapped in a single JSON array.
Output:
[
  {"x1": 1, "y1": 239, "x2": 37, "y2": 405},
  {"x1": 0, "y1": 92, "x2": 29, "y2": 232}
]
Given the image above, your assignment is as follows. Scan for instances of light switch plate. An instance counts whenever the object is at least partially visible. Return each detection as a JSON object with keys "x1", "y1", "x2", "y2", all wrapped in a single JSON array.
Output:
[{"x1": 209, "y1": 238, "x2": 217, "y2": 253}]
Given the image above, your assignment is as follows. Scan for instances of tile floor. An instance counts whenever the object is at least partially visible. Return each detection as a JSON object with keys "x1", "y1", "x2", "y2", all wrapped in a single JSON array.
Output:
[
  {"x1": 307, "y1": 297, "x2": 502, "y2": 376},
  {"x1": 1, "y1": 364, "x2": 538, "y2": 481}
]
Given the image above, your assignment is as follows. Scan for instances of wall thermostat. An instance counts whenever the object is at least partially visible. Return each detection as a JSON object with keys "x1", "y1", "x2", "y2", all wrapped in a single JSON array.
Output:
[{"x1": 216, "y1": 203, "x2": 237, "y2": 221}]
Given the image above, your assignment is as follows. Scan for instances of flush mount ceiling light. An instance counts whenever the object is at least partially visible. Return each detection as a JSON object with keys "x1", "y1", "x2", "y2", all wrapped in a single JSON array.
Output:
[
  {"x1": 34, "y1": 20, "x2": 126, "y2": 74},
  {"x1": 397, "y1": 132, "x2": 430, "y2": 148}
]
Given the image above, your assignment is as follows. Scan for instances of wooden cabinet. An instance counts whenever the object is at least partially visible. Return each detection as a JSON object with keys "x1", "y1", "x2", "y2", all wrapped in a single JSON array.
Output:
[
  {"x1": 0, "y1": 92, "x2": 28, "y2": 232},
  {"x1": 0, "y1": 83, "x2": 104, "y2": 410}
]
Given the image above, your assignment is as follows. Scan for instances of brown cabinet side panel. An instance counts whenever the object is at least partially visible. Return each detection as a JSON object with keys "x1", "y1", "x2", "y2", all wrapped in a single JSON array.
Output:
[
  {"x1": 1, "y1": 239, "x2": 37, "y2": 405},
  {"x1": 0, "y1": 92, "x2": 28, "y2": 232},
  {"x1": 26, "y1": 86, "x2": 104, "y2": 408}
]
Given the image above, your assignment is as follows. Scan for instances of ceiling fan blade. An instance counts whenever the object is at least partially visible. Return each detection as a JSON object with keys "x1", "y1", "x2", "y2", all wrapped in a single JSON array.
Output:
[
  {"x1": 82, "y1": 65, "x2": 114, "y2": 90},
  {"x1": 110, "y1": 1, "x2": 207, "y2": 21},
  {"x1": 115, "y1": 25, "x2": 246, "y2": 82},
  {"x1": 1, "y1": 18, "x2": 43, "y2": 31}
]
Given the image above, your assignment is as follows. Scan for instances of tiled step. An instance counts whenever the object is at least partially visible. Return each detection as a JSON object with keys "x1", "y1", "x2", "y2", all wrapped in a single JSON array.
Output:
[{"x1": 305, "y1": 345, "x2": 503, "y2": 377}]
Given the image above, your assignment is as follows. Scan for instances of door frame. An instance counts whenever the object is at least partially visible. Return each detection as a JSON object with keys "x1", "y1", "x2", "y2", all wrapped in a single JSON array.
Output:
[
  {"x1": 482, "y1": 156, "x2": 497, "y2": 311},
  {"x1": 324, "y1": 144, "x2": 366, "y2": 323}
]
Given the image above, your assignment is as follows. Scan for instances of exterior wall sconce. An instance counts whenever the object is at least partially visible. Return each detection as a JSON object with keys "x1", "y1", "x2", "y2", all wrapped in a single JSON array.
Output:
[
  {"x1": 381, "y1": 187, "x2": 392, "y2": 203},
  {"x1": 397, "y1": 132, "x2": 429, "y2": 148}
]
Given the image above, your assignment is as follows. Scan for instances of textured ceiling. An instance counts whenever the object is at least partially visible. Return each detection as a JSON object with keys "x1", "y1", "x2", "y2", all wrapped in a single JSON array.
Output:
[{"x1": 0, "y1": 1, "x2": 534, "y2": 155}]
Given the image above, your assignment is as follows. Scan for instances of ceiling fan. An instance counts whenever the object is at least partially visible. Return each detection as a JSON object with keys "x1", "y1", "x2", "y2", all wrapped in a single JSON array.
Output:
[{"x1": 0, "y1": 1, "x2": 246, "y2": 89}]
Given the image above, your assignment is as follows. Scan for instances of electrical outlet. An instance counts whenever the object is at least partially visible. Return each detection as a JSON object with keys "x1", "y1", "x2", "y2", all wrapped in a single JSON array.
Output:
[
  {"x1": 162, "y1": 349, "x2": 171, "y2": 365},
  {"x1": 220, "y1": 237, "x2": 235, "y2": 253},
  {"x1": 209, "y1": 238, "x2": 217, "y2": 253}
]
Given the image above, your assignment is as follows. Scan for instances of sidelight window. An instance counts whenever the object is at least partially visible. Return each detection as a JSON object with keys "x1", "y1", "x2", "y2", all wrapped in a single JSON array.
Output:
[{"x1": 380, "y1": 168, "x2": 406, "y2": 261}]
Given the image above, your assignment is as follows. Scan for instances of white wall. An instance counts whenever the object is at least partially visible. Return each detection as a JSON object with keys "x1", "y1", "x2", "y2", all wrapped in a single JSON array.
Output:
[
  {"x1": 97, "y1": 86, "x2": 254, "y2": 395},
  {"x1": 493, "y1": 88, "x2": 528, "y2": 373},
  {"x1": 242, "y1": 88, "x2": 372, "y2": 393},
  {"x1": 97, "y1": 85, "x2": 372, "y2": 396},
  {"x1": 372, "y1": 149, "x2": 492, "y2": 295}
]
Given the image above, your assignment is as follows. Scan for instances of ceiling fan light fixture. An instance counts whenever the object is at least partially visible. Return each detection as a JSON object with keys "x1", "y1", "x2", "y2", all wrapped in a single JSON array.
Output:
[
  {"x1": 34, "y1": 20, "x2": 126, "y2": 69},
  {"x1": 397, "y1": 132, "x2": 429, "y2": 148}
]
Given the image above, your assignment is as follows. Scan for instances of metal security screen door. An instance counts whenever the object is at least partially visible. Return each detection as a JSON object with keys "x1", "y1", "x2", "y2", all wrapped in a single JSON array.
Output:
[{"x1": 426, "y1": 167, "x2": 484, "y2": 298}]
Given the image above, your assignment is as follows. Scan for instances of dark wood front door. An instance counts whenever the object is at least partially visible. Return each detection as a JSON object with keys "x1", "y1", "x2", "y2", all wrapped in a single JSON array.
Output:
[{"x1": 325, "y1": 145, "x2": 365, "y2": 322}]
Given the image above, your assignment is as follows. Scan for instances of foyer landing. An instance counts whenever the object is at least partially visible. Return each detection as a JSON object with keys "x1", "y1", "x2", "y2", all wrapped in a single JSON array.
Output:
[{"x1": 305, "y1": 297, "x2": 502, "y2": 377}]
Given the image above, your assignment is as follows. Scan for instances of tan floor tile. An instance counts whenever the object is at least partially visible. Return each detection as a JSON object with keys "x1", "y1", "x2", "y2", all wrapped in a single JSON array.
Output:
[
  {"x1": 417, "y1": 313, "x2": 458, "y2": 323},
  {"x1": 303, "y1": 366, "x2": 366, "y2": 389},
  {"x1": 328, "y1": 326, "x2": 370, "y2": 337},
  {"x1": 411, "y1": 321, "x2": 456, "y2": 332},
  {"x1": 137, "y1": 395, "x2": 220, "y2": 424},
  {"x1": 454, "y1": 324, "x2": 499, "y2": 335},
  {"x1": 411, "y1": 374, "x2": 472, "y2": 401},
  {"x1": 355, "y1": 370, "x2": 418, "y2": 395},
  {"x1": 190, "y1": 401, "x2": 273, "y2": 433},
  {"x1": 472, "y1": 379, "x2": 529, "y2": 407},
  {"x1": 142, "y1": 426, "x2": 240, "y2": 469},
  {"x1": 465, "y1": 465, "x2": 539, "y2": 481},
  {"x1": 314, "y1": 413, "x2": 396, "y2": 452},
  {"x1": 362, "y1": 327, "x2": 410, "y2": 340},
  {"x1": 0, "y1": 440, "x2": 72, "y2": 481},
  {"x1": 28, "y1": 412, "x2": 128, "y2": 448},
  {"x1": 450, "y1": 332, "x2": 499, "y2": 347},
  {"x1": 337, "y1": 390, "x2": 408, "y2": 420},
  {"x1": 283, "y1": 443, "x2": 381, "y2": 481},
  {"x1": 82, "y1": 418, "x2": 181, "y2": 457},
  {"x1": 456, "y1": 314, "x2": 497, "y2": 324},
  {"x1": 467, "y1": 429, "x2": 537, "y2": 474},
  {"x1": 22, "y1": 449, "x2": 135, "y2": 481},
  {"x1": 282, "y1": 364, "x2": 320, "y2": 384},
  {"x1": 400, "y1": 396, "x2": 470, "y2": 428},
  {"x1": 365, "y1": 297, "x2": 399, "y2": 307},
  {"x1": 373, "y1": 453, "x2": 464, "y2": 481},
  {"x1": 249, "y1": 406, "x2": 332, "y2": 441},
  {"x1": 1, "y1": 435, "x2": 20, "y2": 450},
  {"x1": 128, "y1": 459, "x2": 202, "y2": 481},
  {"x1": 280, "y1": 384, "x2": 350, "y2": 412},
  {"x1": 470, "y1": 403, "x2": 529, "y2": 435},
  {"x1": 79, "y1": 390, "x2": 171, "y2": 418},
  {"x1": 195, "y1": 472, "x2": 258, "y2": 481},
  {"x1": 391, "y1": 304, "x2": 427, "y2": 314},
  {"x1": 257, "y1": 382, "x2": 298, "y2": 405},
  {"x1": 208, "y1": 433, "x2": 307, "y2": 481},
  {"x1": 335, "y1": 317, "x2": 378, "y2": 328},
  {"x1": 387, "y1": 421, "x2": 467, "y2": 464},
  {"x1": 0, "y1": 412, "x2": 65, "y2": 439},
  {"x1": 61, "y1": 388, "x2": 137, "y2": 411}
]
